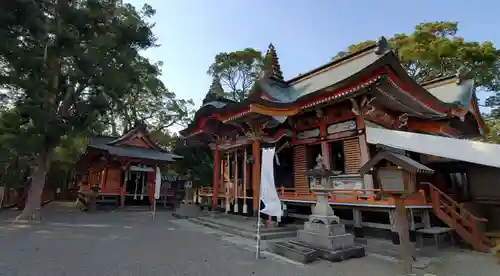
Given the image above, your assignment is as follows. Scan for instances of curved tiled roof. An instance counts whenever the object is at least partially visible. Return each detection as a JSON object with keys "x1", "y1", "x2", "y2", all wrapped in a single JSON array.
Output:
[{"x1": 183, "y1": 37, "x2": 481, "y2": 136}]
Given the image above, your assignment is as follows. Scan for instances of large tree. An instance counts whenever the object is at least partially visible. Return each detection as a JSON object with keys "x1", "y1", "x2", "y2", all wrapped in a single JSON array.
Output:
[
  {"x1": 100, "y1": 59, "x2": 194, "y2": 135},
  {"x1": 207, "y1": 48, "x2": 264, "y2": 101},
  {"x1": 333, "y1": 21, "x2": 500, "y2": 119},
  {"x1": 0, "y1": 0, "x2": 187, "y2": 219}
]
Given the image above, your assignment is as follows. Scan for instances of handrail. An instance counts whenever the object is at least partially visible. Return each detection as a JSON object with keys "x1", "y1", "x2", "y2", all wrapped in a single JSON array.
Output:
[
  {"x1": 422, "y1": 182, "x2": 492, "y2": 251},
  {"x1": 422, "y1": 182, "x2": 488, "y2": 223},
  {"x1": 276, "y1": 186, "x2": 429, "y2": 206}
]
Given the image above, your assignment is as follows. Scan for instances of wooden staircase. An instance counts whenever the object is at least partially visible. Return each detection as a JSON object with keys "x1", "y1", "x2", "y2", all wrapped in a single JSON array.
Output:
[{"x1": 423, "y1": 182, "x2": 493, "y2": 252}]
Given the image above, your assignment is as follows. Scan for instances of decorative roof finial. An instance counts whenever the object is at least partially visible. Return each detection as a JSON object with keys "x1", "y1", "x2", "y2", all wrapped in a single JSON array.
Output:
[
  {"x1": 203, "y1": 75, "x2": 225, "y2": 104},
  {"x1": 263, "y1": 43, "x2": 284, "y2": 82},
  {"x1": 375, "y1": 36, "x2": 389, "y2": 55},
  {"x1": 455, "y1": 65, "x2": 469, "y2": 85}
]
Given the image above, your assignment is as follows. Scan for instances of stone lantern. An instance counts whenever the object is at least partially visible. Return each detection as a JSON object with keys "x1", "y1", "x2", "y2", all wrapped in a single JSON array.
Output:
[
  {"x1": 306, "y1": 154, "x2": 342, "y2": 224},
  {"x1": 289, "y1": 154, "x2": 365, "y2": 261},
  {"x1": 173, "y1": 172, "x2": 200, "y2": 219}
]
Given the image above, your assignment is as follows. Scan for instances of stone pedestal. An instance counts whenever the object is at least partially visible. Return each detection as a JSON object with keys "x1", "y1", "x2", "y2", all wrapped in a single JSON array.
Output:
[
  {"x1": 173, "y1": 203, "x2": 201, "y2": 218},
  {"x1": 297, "y1": 222, "x2": 354, "y2": 250},
  {"x1": 269, "y1": 154, "x2": 365, "y2": 263},
  {"x1": 173, "y1": 181, "x2": 200, "y2": 218}
]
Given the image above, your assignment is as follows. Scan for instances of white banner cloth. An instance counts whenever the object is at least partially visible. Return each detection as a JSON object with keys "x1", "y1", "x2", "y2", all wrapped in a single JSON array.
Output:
[
  {"x1": 260, "y1": 148, "x2": 282, "y2": 217},
  {"x1": 154, "y1": 166, "x2": 162, "y2": 200}
]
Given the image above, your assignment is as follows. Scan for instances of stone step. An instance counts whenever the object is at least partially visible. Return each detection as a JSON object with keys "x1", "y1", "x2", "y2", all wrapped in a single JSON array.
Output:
[
  {"x1": 267, "y1": 241, "x2": 319, "y2": 264},
  {"x1": 268, "y1": 239, "x2": 365, "y2": 264},
  {"x1": 189, "y1": 217, "x2": 298, "y2": 241},
  {"x1": 195, "y1": 216, "x2": 299, "y2": 234}
]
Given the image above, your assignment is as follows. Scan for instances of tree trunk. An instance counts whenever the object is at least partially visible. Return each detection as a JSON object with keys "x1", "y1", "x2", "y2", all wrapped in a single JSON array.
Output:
[
  {"x1": 16, "y1": 148, "x2": 52, "y2": 221},
  {"x1": 0, "y1": 186, "x2": 4, "y2": 208}
]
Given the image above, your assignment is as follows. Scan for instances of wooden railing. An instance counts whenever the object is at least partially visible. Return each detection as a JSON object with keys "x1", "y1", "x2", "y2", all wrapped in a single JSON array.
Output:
[
  {"x1": 199, "y1": 187, "x2": 226, "y2": 197},
  {"x1": 277, "y1": 187, "x2": 429, "y2": 206},
  {"x1": 199, "y1": 186, "x2": 429, "y2": 206},
  {"x1": 423, "y1": 182, "x2": 492, "y2": 252}
]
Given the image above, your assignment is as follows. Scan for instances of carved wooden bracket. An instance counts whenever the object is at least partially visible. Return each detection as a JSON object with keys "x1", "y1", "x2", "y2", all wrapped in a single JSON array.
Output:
[
  {"x1": 350, "y1": 95, "x2": 376, "y2": 116},
  {"x1": 396, "y1": 113, "x2": 409, "y2": 129},
  {"x1": 244, "y1": 121, "x2": 267, "y2": 140}
]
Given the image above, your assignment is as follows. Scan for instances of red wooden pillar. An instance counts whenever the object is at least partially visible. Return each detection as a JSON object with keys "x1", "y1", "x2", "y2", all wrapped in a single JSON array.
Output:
[
  {"x1": 100, "y1": 167, "x2": 108, "y2": 192},
  {"x1": 319, "y1": 112, "x2": 331, "y2": 168},
  {"x1": 212, "y1": 144, "x2": 220, "y2": 209},
  {"x1": 252, "y1": 139, "x2": 261, "y2": 212},
  {"x1": 121, "y1": 181, "x2": 126, "y2": 207}
]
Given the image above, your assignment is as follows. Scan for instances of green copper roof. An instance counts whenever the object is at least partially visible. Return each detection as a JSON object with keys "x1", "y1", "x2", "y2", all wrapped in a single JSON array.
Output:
[{"x1": 424, "y1": 79, "x2": 475, "y2": 108}]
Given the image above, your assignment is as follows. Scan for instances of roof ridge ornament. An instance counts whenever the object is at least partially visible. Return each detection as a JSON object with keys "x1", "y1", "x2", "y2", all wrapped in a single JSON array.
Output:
[
  {"x1": 203, "y1": 75, "x2": 226, "y2": 104},
  {"x1": 455, "y1": 65, "x2": 470, "y2": 85},
  {"x1": 375, "y1": 36, "x2": 390, "y2": 55}
]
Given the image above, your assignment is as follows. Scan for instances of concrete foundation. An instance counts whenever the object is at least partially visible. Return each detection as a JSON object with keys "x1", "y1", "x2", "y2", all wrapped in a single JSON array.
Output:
[{"x1": 173, "y1": 203, "x2": 201, "y2": 219}]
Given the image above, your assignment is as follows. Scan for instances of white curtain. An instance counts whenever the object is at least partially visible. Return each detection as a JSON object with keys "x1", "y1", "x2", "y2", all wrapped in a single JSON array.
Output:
[
  {"x1": 260, "y1": 148, "x2": 282, "y2": 217},
  {"x1": 154, "y1": 166, "x2": 162, "y2": 200}
]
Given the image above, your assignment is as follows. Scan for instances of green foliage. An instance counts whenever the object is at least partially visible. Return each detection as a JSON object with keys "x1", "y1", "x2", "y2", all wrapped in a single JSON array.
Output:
[
  {"x1": 171, "y1": 137, "x2": 213, "y2": 187},
  {"x1": 1, "y1": 0, "x2": 159, "y2": 149},
  {"x1": 482, "y1": 117, "x2": 500, "y2": 143},
  {"x1": 334, "y1": 21, "x2": 500, "y2": 117},
  {"x1": 207, "y1": 48, "x2": 264, "y2": 101},
  {"x1": 0, "y1": 1, "x2": 194, "y2": 204}
]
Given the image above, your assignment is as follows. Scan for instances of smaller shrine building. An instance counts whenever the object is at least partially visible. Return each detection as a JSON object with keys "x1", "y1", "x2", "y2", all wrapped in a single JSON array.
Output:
[{"x1": 75, "y1": 124, "x2": 182, "y2": 207}]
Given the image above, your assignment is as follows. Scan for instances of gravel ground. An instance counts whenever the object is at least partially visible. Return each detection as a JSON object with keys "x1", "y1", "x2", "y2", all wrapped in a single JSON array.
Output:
[{"x1": 0, "y1": 202, "x2": 497, "y2": 276}]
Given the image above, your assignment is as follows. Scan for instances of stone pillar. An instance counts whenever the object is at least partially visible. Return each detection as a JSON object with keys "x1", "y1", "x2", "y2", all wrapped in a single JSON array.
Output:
[
  {"x1": 212, "y1": 145, "x2": 220, "y2": 209},
  {"x1": 353, "y1": 209, "x2": 364, "y2": 238},
  {"x1": 252, "y1": 139, "x2": 261, "y2": 213}
]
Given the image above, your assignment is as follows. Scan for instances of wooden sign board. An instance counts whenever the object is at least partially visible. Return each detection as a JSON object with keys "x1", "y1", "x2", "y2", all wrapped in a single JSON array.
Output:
[
  {"x1": 377, "y1": 167, "x2": 416, "y2": 196},
  {"x1": 297, "y1": 128, "x2": 320, "y2": 140}
]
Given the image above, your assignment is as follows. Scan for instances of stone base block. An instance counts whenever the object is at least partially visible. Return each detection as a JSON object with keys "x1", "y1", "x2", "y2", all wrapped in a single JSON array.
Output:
[
  {"x1": 353, "y1": 227, "x2": 364, "y2": 238},
  {"x1": 297, "y1": 230, "x2": 355, "y2": 251},
  {"x1": 289, "y1": 241, "x2": 365, "y2": 262},
  {"x1": 267, "y1": 241, "x2": 319, "y2": 264},
  {"x1": 317, "y1": 245, "x2": 366, "y2": 262},
  {"x1": 173, "y1": 203, "x2": 201, "y2": 219},
  {"x1": 303, "y1": 222, "x2": 346, "y2": 236}
]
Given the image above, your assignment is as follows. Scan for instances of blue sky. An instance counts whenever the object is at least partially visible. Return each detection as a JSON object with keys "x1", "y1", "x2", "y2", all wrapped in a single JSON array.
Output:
[{"x1": 127, "y1": 0, "x2": 498, "y2": 110}]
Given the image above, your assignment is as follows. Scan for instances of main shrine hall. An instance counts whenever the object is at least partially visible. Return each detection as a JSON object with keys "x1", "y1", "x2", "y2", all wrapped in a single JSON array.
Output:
[{"x1": 180, "y1": 37, "x2": 499, "y2": 253}]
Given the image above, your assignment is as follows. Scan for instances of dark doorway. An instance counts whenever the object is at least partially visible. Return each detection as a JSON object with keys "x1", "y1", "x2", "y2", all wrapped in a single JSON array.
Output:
[{"x1": 125, "y1": 171, "x2": 150, "y2": 205}]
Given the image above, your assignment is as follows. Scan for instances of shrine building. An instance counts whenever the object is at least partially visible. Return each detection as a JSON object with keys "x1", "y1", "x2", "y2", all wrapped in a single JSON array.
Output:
[
  {"x1": 180, "y1": 38, "x2": 500, "y2": 252},
  {"x1": 76, "y1": 124, "x2": 182, "y2": 207}
]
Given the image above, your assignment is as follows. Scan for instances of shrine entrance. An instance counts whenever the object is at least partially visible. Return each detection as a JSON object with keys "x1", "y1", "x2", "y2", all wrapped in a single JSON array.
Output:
[{"x1": 125, "y1": 170, "x2": 150, "y2": 206}]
